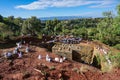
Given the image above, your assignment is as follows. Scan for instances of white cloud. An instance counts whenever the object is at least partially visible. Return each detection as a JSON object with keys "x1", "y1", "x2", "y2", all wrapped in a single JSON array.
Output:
[
  {"x1": 15, "y1": 0, "x2": 116, "y2": 10},
  {"x1": 89, "y1": 0, "x2": 115, "y2": 8}
]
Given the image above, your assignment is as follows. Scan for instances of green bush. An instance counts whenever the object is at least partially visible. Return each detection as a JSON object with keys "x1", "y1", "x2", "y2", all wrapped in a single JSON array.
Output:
[
  {"x1": 113, "y1": 44, "x2": 120, "y2": 50},
  {"x1": 109, "y1": 52, "x2": 120, "y2": 68},
  {"x1": 37, "y1": 33, "x2": 42, "y2": 39}
]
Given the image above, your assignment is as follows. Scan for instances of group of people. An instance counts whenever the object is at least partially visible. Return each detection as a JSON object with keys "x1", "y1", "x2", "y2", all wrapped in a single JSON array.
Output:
[
  {"x1": 61, "y1": 37, "x2": 82, "y2": 44},
  {"x1": 3, "y1": 38, "x2": 67, "y2": 64},
  {"x1": 4, "y1": 47, "x2": 22, "y2": 59},
  {"x1": 96, "y1": 46, "x2": 108, "y2": 55},
  {"x1": 96, "y1": 46, "x2": 111, "y2": 65},
  {"x1": 38, "y1": 54, "x2": 66, "y2": 63},
  {"x1": 4, "y1": 41, "x2": 30, "y2": 59}
]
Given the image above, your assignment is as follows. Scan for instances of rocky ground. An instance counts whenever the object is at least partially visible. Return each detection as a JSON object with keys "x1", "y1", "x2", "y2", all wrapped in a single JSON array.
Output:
[
  {"x1": 0, "y1": 45, "x2": 120, "y2": 80},
  {"x1": 0, "y1": 36, "x2": 120, "y2": 80}
]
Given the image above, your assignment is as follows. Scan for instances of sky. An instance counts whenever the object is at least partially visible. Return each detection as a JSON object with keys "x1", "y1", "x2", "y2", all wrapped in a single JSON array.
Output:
[{"x1": 0, "y1": 0, "x2": 119, "y2": 18}]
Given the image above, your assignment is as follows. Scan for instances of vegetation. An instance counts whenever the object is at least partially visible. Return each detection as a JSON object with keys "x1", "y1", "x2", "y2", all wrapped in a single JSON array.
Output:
[
  {"x1": 108, "y1": 52, "x2": 120, "y2": 68},
  {"x1": 0, "y1": 4, "x2": 120, "y2": 49},
  {"x1": 49, "y1": 66, "x2": 56, "y2": 70},
  {"x1": 114, "y1": 44, "x2": 120, "y2": 50}
]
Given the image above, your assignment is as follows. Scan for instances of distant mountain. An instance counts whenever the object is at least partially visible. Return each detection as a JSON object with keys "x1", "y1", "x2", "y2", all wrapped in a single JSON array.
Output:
[{"x1": 39, "y1": 16, "x2": 89, "y2": 21}]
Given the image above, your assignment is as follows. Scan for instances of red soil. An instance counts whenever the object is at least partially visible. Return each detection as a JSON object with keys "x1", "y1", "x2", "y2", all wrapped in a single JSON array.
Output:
[
  {"x1": 0, "y1": 37, "x2": 120, "y2": 80},
  {"x1": 0, "y1": 46, "x2": 120, "y2": 80}
]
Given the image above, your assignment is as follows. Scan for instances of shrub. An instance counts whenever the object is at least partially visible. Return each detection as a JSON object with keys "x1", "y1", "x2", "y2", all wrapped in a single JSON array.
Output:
[
  {"x1": 113, "y1": 44, "x2": 120, "y2": 50},
  {"x1": 99, "y1": 51, "x2": 120, "y2": 72},
  {"x1": 37, "y1": 33, "x2": 42, "y2": 39},
  {"x1": 109, "y1": 52, "x2": 120, "y2": 68}
]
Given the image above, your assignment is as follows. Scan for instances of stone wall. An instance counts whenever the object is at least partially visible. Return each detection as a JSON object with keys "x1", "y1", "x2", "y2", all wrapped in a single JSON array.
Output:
[
  {"x1": 52, "y1": 43, "x2": 72, "y2": 59},
  {"x1": 52, "y1": 43, "x2": 94, "y2": 64}
]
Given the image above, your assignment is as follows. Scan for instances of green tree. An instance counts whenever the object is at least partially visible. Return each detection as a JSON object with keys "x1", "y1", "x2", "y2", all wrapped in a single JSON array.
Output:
[
  {"x1": 21, "y1": 20, "x2": 30, "y2": 35},
  {"x1": 14, "y1": 17, "x2": 23, "y2": 26},
  {"x1": 21, "y1": 16, "x2": 41, "y2": 35},
  {"x1": 88, "y1": 28, "x2": 98, "y2": 40},
  {"x1": 117, "y1": 4, "x2": 120, "y2": 16},
  {"x1": 54, "y1": 23, "x2": 62, "y2": 35},
  {"x1": 28, "y1": 16, "x2": 41, "y2": 35},
  {"x1": 0, "y1": 22, "x2": 13, "y2": 40},
  {"x1": 0, "y1": 15, "x2": 3, "y2": 22},
  {"x1": 8, "y1": 16, "x2": 14, "y2": 23},
  {"x1": 97, "y1": 11, "x2": 115, "y2": 45},
  {"x1": 45, "y1": 20, "x2": 54, "y2": 35}
]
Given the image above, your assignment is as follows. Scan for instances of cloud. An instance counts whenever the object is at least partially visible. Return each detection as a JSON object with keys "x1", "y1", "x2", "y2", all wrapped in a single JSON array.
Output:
[
  {"x1": 15, "y1": 0, "x2": 116, "y2": 10},
  {"x1": 89, "y1": 0, "x2": 115, "y2": 8}
]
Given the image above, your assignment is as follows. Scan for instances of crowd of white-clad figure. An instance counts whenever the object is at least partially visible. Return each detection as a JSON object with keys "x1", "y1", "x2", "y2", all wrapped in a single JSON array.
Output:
[
  {"x1": 38, "y1": 54, "x2": 66, "y2": 63},
  {"x1": 96, "y1": 46, "x2": 112, "y2": 65},
  {"x1": 4, "y1": 41, "x2": 30, "y2": 59},
  {"x1": 47, "y1": 36, "x2": 82, "y2": 44},
  {"x1": 3, "y1": 40, "x2": 66, "y2": 63}
]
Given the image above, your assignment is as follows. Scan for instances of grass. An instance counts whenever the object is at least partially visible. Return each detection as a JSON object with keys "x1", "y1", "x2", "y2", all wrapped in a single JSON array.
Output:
[
  {"x1": 72, "y1": 67, "x2": 78, "y2": 72},
  {"x1": 113, "y1": 44, "x2": 120, "y2": 50},
  {"x1": 108, "y1": 52, "x2": 120, "y2": 68},
  {"x1": 95, "y1": 54, "x2": 101, "y2": 68},
  {"x1": 72, "y1": 65, "x2": 89, "y2": 74},
  {"x1": 79, "y1": 65, "x2": 89, "y2": 74},
  {"x1": 101, "y1": 62, "x2": 113, "y2": 72},
  {"x1": 49, "y1": 66, "x2": 56, "y2": 70},
  {"x1": 100, "y1": 50, "x2": 120, "y2": 72}
]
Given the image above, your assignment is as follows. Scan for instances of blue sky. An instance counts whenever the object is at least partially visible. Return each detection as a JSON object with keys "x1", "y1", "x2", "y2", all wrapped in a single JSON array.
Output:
[{"x1": 0, "y1": 0, "x2": 119, "y2": 18}]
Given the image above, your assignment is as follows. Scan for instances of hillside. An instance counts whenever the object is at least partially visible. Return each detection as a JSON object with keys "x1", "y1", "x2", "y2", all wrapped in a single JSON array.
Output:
[
  {"x1": 39, "y1": 16, "x2": 87, "y2": 21},
  {"x1": 0, "y1": 37, "x2": 120, "y2": 80}
]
